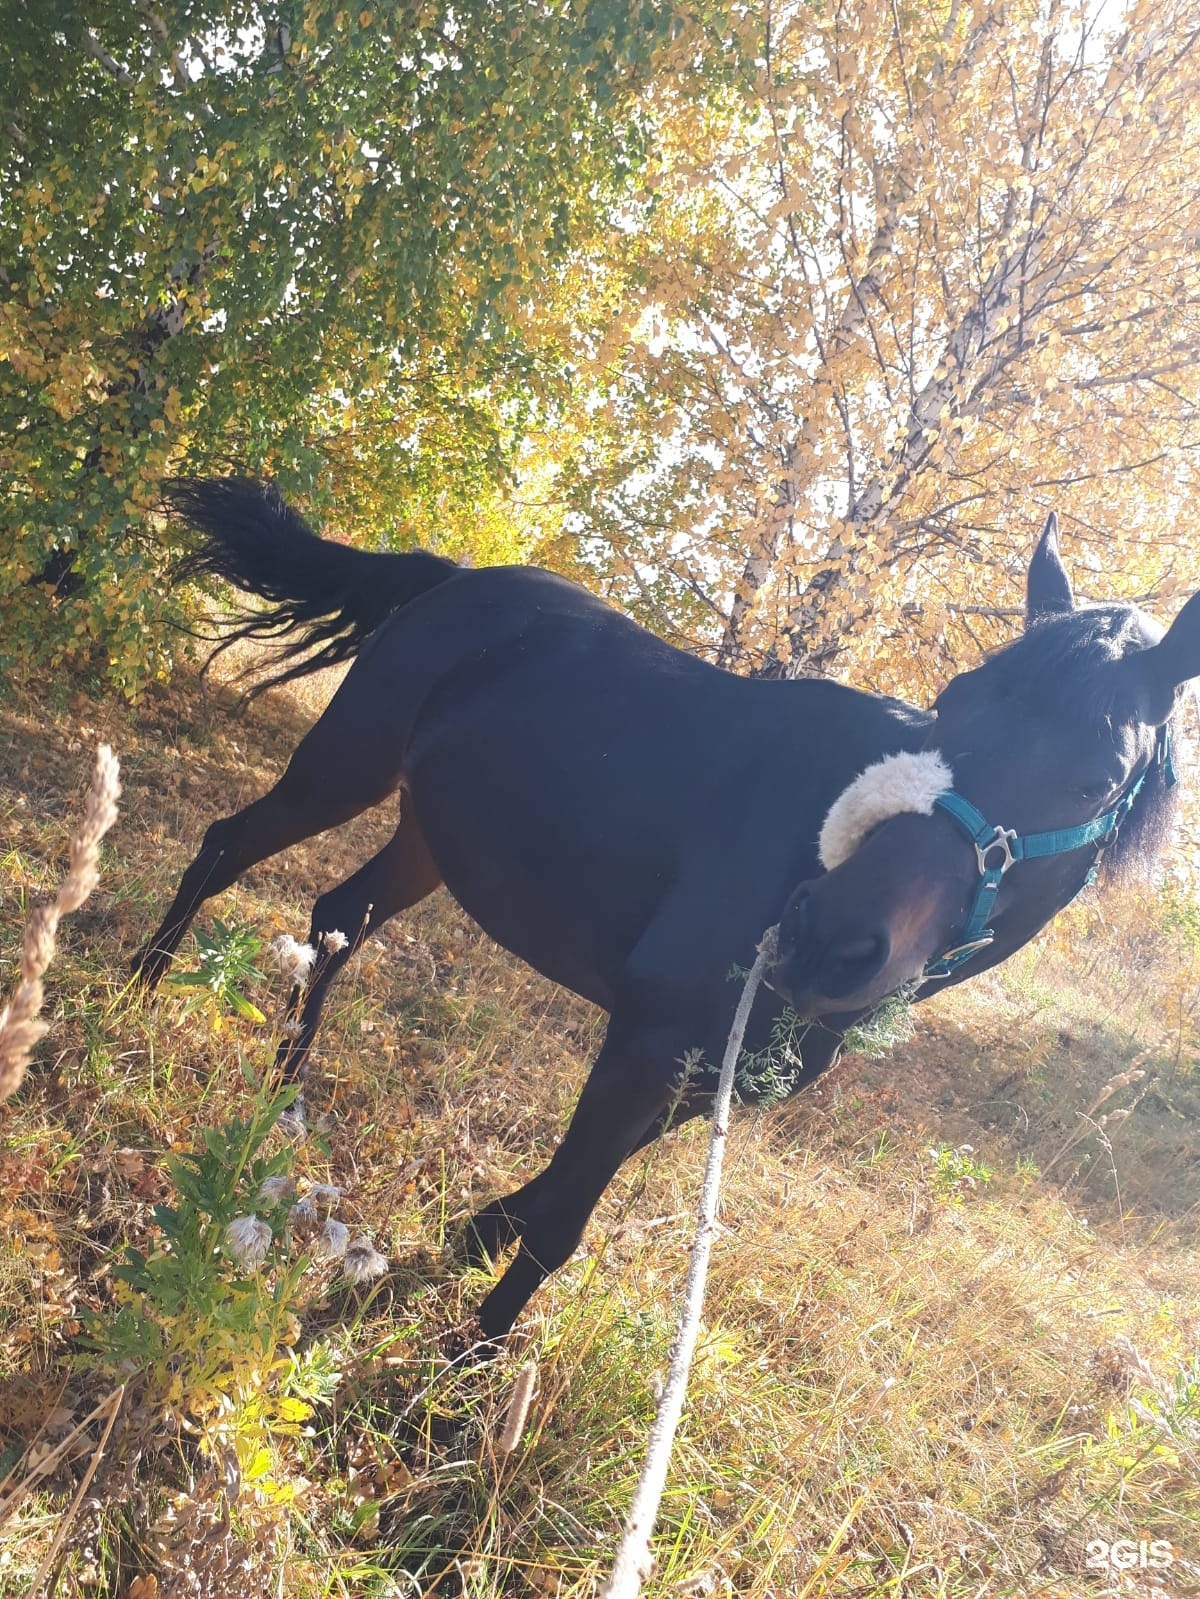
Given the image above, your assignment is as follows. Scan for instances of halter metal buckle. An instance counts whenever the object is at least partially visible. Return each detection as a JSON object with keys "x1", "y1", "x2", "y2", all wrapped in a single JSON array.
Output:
[
  {"x1": 925, "y1": 934, "x2": 995, "y2": 977},
  {"x1": 975, "y1": 825, "x2": 1019, "y2": 877}
]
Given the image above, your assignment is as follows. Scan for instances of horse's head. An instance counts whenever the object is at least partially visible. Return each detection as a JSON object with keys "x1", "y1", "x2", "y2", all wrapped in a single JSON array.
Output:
[{"x1": 771, "y1": 516, "x2": 1198, "y2": 1020}]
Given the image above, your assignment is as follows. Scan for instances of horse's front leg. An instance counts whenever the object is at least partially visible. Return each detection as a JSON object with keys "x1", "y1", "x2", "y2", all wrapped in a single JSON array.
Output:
[
  {"x1": 467, "y1": 1018, "x2": 696, "y2": 1344},
  {"x1": 462, "y1": 1071, "x2": 712, "y2": 1271}
]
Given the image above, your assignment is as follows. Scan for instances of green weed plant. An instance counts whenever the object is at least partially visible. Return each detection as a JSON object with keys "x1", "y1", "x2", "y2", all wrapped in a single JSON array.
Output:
[
  {"x1": 83, "y1": 1084, "x2": 315, "y2": 1497},
  {"x1": 165, "y1": 918, "x2": 268, "y2": 1024}
]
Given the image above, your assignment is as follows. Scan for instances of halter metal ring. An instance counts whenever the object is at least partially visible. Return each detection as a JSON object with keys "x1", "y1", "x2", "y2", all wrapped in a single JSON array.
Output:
[{"x1": 975, "y1": 825, "x2": 1019, "y2": 876}]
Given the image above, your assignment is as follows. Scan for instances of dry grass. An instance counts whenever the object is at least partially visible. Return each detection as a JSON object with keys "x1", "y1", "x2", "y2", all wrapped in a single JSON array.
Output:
[{"x1": 0, "y1": 656, "x2": 1198, "y2": 1598}]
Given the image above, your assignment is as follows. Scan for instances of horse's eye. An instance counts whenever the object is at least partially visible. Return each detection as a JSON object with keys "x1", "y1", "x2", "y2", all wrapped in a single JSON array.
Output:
[{"x1": 1077, "y1": 780, "x2": 1115, "y2": 805}]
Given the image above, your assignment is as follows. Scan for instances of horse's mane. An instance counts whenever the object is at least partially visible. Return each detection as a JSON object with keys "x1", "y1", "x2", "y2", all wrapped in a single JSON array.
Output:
[
  {"x1": 1102, "y1": 734, "x2": 1181, "y2": 885},
  {"x1": 979, "y1": 603, "x2": 1181, "y2": 887}
]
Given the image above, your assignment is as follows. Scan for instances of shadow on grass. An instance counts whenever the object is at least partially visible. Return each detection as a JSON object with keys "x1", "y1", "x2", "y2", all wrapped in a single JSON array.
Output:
[{"x1": 771, "y1": 946, "x2": 1200, "y2": 1237}]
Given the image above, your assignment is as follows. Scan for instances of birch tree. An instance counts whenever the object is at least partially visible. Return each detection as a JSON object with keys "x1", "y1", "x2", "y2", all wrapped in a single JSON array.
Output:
[{"x1": 562, "y1": 0, "x2": 1200, "y2": 697}]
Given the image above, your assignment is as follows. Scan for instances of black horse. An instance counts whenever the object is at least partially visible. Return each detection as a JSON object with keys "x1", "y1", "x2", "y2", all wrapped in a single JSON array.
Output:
[{"x1": 136, "y1": 480, "x2": 1197, "y2": 1341}]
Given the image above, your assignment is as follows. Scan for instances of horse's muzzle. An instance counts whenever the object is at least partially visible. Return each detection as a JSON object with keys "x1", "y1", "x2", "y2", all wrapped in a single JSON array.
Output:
[{"x1": 768, "y1": 885, "x2": 892, "y2": 1014}]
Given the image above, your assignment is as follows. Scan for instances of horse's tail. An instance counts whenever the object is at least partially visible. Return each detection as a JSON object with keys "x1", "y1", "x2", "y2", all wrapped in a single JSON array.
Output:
[{"x1": 167, "y1": 477, "x2": 460, "y2": 694}]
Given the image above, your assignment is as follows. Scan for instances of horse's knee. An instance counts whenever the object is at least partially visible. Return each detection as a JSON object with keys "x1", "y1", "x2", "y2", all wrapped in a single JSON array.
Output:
[
  {"x1": 179, "y1": 814, "x2": 245, "y2": 885},
  {"x1": 460, "y1": 1198, "x2": 524, "y2": 1268},
  {"x1": 460, "y1": 1172, "x2": 548, "y2": 1267},
  {"x1": 521, "y1": 1208, "x2": 586, "y2": 1279}
]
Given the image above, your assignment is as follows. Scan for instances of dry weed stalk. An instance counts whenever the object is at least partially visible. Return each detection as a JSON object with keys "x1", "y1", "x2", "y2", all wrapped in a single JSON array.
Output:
[
  {"x1": 0, "y1": 743, "x2": 120, "y2": 1103},
  {"x1": 1041, "y1": 1056, "x2": 1149, "y2": 1176},
  {"x1": 21, "y1": 1385, "x2": 126, "y2": 1597}
]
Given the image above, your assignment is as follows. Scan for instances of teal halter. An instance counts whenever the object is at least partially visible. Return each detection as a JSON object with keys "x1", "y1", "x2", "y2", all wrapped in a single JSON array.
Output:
[{"x1": 923, "y1": 729, "x2": 1176, "y2": 980}]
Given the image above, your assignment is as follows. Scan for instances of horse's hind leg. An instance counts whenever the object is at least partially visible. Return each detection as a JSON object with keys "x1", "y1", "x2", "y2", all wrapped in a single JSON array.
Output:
[
  {"x1": 276, "y1": 807, "x2": 441, "y2": 1082},
  {"x1": 134, "y1": 699, "x2": 404, "y2": 987}
]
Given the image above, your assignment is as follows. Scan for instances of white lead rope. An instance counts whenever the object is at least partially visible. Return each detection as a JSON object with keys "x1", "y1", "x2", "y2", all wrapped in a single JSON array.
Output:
[{"x1": 599, "y1": 925, "x2": 779, "y2": 1599}]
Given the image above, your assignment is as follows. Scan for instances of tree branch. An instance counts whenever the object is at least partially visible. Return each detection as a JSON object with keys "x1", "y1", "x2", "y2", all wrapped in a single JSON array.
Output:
[{"x1": 83, "y1": 29, "x2": 133, "y2": 86}]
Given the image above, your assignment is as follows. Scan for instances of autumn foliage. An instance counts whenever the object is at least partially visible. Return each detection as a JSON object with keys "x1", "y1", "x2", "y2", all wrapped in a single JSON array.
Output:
[
  {"x1": 0, "y1": 0, "x2": 677, "y2": 691},
  {"x1": 548, "y1": 0, "x2": 1200, "y2": 701},
  {"x1": 4, "y1": 0, "x2": 1200, "y2": 699}
]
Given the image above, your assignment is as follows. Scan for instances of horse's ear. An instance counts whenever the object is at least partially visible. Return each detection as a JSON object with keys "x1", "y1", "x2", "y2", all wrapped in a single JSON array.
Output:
[
  {"x1": 1140, "y1": 589, "x2": 1200, "y2": 721},
  {"x1": 1025, "y1": 512, "x2": 1075, "y2": 625}
]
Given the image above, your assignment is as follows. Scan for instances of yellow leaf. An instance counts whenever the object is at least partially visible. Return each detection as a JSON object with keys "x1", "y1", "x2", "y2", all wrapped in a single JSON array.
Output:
[{"x1": 274, "y1": 1396, "x2": 312, "y2": 1421}]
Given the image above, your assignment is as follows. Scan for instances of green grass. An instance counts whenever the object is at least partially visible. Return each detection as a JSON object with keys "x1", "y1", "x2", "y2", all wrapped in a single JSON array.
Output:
[{"x1": 1, "y1": 663, "x2": 1199, "y2": 1597}]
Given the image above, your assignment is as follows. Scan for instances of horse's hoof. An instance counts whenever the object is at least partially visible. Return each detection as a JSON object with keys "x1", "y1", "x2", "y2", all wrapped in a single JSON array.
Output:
[{"x1": 276, "y1": 1094, "x2": 308, "y2": 1140}]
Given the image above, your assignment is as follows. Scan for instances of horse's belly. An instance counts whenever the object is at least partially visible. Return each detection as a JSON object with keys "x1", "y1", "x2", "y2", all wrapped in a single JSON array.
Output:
[
  {"x1": 405, "y1": 758, "x2": 671, "y2": 1014},
  {"x1": 440, "y1": 878, "x2": 619, "y2": 1012}
]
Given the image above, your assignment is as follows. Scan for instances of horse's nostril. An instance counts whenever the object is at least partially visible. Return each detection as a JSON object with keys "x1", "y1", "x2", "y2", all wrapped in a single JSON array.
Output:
[
  {"x1": 775, "y1": 888, "x2": 811, "y2": 956},
  {"x1": 824, "y1": 930, "x2": 888, "y2": 994},
  {"x1": 834, "y1": 935, "x2": 883, "y2": 964}
]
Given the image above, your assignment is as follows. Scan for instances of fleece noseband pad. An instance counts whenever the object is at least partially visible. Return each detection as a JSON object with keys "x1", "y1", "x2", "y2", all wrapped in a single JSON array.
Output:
[{"x1": 819, "y1": 751, "x2": 953, "y2": 870}]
